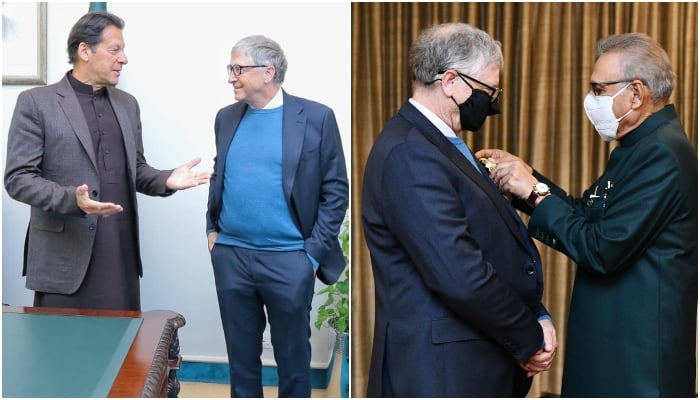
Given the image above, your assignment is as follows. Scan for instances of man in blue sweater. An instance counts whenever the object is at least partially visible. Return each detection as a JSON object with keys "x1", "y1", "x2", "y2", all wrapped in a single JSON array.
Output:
[{"x1": 206, "y1": 35, "x2": 349, "y2": 397}]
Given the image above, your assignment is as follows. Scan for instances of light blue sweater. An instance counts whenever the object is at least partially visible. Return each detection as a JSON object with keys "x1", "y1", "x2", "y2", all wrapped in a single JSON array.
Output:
[{"x1": 216, "y1": 106, "x2": 305, "y2": 251}]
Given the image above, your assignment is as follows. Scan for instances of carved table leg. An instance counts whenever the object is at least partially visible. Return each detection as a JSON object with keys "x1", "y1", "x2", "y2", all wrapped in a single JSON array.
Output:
[{"x1": 168, "y1": 333, "x2": 183, "y2": 397}]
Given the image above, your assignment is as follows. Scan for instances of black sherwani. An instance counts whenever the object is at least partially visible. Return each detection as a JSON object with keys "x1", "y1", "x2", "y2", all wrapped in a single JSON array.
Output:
[
  {"x1": 526, "y1": 105, "x2": 697, "y2": 397},
  {"x1": 4, "y1": 72, "x2": 174, "y2": 311},
  {"x1": 33, "y1": 74, "x2": 141, "y2": 310}
]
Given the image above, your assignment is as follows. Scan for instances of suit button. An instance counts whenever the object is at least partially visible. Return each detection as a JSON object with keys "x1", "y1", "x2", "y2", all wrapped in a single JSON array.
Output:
[
  {"x1": 526, "y1": 265, "x2": 535, "y2": 276},
  {"x1": 89, "y1": 224, "x2": 96, "y2": 230},
  {"x1": 92, "y1": 190, "x2": 98, "y2": 197}
]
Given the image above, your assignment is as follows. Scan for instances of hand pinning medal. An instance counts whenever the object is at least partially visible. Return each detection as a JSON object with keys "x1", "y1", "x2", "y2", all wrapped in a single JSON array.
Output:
[{"x1": 479, "y1": 158, "x2": 496, "y2": 174}]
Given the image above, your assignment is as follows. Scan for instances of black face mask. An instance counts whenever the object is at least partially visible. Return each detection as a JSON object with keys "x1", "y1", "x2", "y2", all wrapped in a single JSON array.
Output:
[{"x1": 451, "y1": 89, "x2": 500, "y2": 132}]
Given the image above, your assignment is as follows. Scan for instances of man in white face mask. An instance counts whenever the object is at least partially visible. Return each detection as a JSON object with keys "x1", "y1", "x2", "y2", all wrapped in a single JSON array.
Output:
[
  {"x1": 477, "y1": 33, "x2": 697, "y2": 397},
  {"x1": 582, "y1": 81, "x2": 633, "y2": 141}
]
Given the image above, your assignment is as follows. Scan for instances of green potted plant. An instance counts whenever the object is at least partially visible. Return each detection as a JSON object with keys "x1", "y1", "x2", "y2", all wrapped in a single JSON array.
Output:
[
  {"x1": 314, "y1": 218, "x2": 349, "y2": 334},
  {"x1": 314, "y1": 217, "x2": 349, "y2": 397},
  {"x1": 314, "y1": 268, "x2": 349, "y2": 333}
]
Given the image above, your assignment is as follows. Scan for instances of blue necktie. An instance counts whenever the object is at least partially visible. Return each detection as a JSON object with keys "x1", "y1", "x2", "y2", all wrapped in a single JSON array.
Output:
[
  {"x1": 448, "y1": 136, "x2": 539, "y2": 257},
  {"x1": 448, "y1": 135, "x2": 543, "y2": 301},
  {"x1": 447, "y1": 137, "x2": 480, "y2": 170}
]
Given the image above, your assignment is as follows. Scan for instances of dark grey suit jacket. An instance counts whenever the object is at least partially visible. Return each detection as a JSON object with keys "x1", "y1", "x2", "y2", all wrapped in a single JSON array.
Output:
[
  {"x1": 206, "y1": 90, "x2": 349, "y2": 285},
  {"x1": 5, "y1": 74, "x2": 173, "y2": 294}
]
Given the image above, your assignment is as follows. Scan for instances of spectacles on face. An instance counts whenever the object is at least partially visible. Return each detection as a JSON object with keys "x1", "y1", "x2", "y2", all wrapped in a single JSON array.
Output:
[
  {"x1": 440, "y1": 70, "x2": 503, "y2": 103},
  {"x1": 589, "y1": 80, "x2": 631, "y2": 96},
  {"x1": 226, "y1": 64, "x2": 268, "y2": 77}
]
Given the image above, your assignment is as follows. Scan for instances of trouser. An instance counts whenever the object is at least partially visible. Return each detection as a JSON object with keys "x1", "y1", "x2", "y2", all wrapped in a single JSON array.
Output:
[{"x1": 210, "y1": 244, "x2": 316, "y2": 397}]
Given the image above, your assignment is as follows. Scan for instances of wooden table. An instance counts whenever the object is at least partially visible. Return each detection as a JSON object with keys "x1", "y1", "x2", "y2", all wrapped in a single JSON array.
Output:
[{"x1": 2, "y1": 305, "x2": 185, "y2": 397}]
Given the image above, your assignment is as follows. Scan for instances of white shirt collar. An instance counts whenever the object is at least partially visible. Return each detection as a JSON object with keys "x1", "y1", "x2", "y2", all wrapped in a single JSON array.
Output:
[
  {"x1": 408, "y1": 98, "x2": 457, "y2": 138},
  {"x1": 253, "y1": 87, "x2": 284, "y2": 110}
]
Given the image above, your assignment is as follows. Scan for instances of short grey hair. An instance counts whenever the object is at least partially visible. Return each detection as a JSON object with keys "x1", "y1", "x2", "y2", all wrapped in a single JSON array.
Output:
[
  {"x1": 597, "y1": 33, "x2": 674, "y2": 103},
  {"x1": 410, "y1": 22, "x2": 503, "y2": 84},
  {"x1": 231, "y1": 35, "x2": 288, "y2": 84}
]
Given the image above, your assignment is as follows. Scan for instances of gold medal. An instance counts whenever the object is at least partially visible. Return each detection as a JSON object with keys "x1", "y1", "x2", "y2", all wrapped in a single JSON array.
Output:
[{"x1": 479, "y1": 158, "x2": 496, "y2": 173}]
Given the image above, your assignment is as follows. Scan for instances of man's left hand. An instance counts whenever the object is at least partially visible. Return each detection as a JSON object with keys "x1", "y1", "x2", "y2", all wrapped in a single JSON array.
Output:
[
  {"x1": 520, "y1": 318, "x2": 558, "y2": 377},
  {"x1": 166, "y1": 157, "x2": 212, "y2": 190}
]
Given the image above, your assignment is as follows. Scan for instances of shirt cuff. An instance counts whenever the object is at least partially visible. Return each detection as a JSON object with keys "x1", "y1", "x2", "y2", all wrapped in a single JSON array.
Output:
[
  {"x1": 307, "y1": 253, "x2": 319, "y2": 270},
  {"x1": 537, "y1": 314, "x2": 554, "y2": 323},
  {"x1": 537, "y1": 314, "x2": 554, "y2": 349}
]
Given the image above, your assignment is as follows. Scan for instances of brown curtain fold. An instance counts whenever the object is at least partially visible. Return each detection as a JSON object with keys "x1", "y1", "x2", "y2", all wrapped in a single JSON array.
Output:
[{"x1": 351, "y1": 2, "x2": 697, "y2": 397}]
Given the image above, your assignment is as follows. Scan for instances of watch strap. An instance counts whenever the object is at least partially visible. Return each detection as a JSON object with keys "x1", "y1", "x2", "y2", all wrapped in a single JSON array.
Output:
[{"x1": 527, "y1": 190, "x2": 539, "y2": 206}]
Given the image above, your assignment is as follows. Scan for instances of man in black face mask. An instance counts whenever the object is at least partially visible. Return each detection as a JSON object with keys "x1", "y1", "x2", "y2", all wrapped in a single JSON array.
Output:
[
  {"x1": 447, "y1": 70, "x2": 502, "y2": 131},
  {"x1": 361, "y1": 22, "x2": 557, "y2": 397}
]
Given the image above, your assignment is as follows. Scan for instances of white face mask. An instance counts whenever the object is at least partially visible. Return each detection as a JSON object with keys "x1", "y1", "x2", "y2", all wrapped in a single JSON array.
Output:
[{"x1": 583, "y1": 82, "x2": 633, "y2": 141}]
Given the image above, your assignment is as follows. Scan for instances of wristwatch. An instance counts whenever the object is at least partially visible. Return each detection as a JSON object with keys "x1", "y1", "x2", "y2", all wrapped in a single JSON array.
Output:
[{"x1": 527, "y1": 182, "x2": 550, "y2": 206}]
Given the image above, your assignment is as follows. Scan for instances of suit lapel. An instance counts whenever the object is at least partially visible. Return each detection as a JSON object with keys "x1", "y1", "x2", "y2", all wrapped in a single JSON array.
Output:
[
  {"x1": 217, "y1": 102, "x2": 247, "y2": 194},
  {"x1": 281, "y1": 91, "x2": 305, "y2": 203},
  {"x1": 107, "y1": 88, "x2": 137, "y2": 181},
  {"x1": 398, "y1": 102, "x2": 536, "y2": 255},
  {"x1": 398, "y1": 103, "x2": 493, "y2": 191},
  {"x1": 56, "y1": 77, "x2": 98, "y2": 171}
]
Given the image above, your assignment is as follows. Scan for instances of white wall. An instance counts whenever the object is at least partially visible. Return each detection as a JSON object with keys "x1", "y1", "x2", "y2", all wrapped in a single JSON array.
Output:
[{"x1": 1, "y1": 2, "x2": 350, "y2": 367}]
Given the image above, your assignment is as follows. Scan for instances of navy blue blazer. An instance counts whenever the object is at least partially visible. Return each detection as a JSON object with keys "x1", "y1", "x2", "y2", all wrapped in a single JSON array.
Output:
[
  {"x1": 206, "y1": 91, "x2": 348, "y2": 285},
  {"x1": 362, "y1": 101, "x2": 547, "y2": 397}
]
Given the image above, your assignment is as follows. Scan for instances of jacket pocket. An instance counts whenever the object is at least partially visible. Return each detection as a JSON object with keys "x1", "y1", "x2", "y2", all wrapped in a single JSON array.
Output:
[
  {"x1": 431, "y1": 317, "x2": 482, "y2": 344},
  {"x1": 33, "y1": 216, "x2": 65, "y2": 233}
]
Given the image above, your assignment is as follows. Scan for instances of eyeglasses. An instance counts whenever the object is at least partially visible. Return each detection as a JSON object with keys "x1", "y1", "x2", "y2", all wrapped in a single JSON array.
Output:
[
  {"x1": 440, "y1": 70, "x2": 503, "y2": 102},
  {"x1": 226, "y1": 64, "x2": 268, "y2": 77},
  {"x1": 590, "y1": 80, "x2": 631, "y2": 96}
]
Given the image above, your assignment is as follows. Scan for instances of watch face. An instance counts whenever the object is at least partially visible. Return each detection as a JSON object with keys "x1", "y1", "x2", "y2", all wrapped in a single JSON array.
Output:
[{"x1": 535, "y1": 182, "x2": 549, "y2": 194}]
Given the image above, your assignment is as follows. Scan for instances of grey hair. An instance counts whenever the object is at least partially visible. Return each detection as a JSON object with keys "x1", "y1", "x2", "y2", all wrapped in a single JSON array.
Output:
[
  {"x1": 410, "y1": 22, "x2": 503, "y2": 84},
  {"x1": 231, "y1": 35, "x2": 288, "y2": 84},
  {"x1": 597, "y1": 33, "x2": 674, "y2": 103}
]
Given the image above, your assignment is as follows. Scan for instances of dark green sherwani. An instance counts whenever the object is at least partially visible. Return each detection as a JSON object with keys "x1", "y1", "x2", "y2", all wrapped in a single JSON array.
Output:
[{"x1": 526, "y1": 105, "x2": 697, "y2": 397}]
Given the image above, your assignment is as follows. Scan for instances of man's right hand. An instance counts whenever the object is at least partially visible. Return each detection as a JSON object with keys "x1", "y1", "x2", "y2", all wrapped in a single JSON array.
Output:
[
  {"x1": 207, "y1": 231, "x2": 218, "y2": 252},
  {"x1": 76, "y1": 184, "x2": 123, "y2": 216}
]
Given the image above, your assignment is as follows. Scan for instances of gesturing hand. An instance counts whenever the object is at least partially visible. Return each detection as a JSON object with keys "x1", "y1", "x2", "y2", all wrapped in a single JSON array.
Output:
[
  {"x1": 76, "y1": 184, "x2": 124, "y2": 216},
  {"x1": 166, "y1": 157, "x2": 212, "y2": 190}
]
